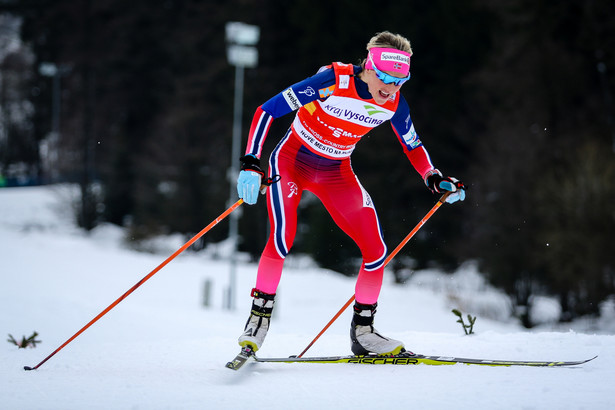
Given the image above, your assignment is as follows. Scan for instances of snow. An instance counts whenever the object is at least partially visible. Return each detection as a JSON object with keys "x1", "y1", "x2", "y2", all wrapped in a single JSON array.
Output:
[{"x1": 1, "y1": 185, "x2": 613, "y2": 410}]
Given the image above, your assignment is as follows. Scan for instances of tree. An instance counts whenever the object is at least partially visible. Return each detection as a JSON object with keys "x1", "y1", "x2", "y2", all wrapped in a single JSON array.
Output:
[
  {"x1": 0, "y1": 15, "x2": 37, "y2": 186},
  {"x1": 461, "y1": 0, "x2": 615, "y2": 324}
]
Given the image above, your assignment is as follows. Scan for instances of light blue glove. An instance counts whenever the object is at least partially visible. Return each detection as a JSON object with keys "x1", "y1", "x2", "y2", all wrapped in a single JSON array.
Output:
[
  {"x1": 426, "y1": 172, "x2": 466, "y2": 204},
  {"x1": 237, "y1": 170, "x2": 262, "y2": 205},
  {"x1": 441, "y1": 178, "x2": 466, "y2": 204}
]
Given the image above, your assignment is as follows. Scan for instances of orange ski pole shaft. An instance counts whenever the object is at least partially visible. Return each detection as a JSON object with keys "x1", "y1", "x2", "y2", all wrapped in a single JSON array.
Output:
[
  {"x1": 24, "y1": 199, "x2": 244, "y2": 371},
  {"x1": 297, "y1": 192, "x2": 451, "y2": 358}
]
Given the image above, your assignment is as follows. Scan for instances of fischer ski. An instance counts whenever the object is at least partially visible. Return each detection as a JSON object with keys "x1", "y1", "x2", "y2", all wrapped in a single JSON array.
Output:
[
  {"x1": 225, "y1": 346, "x2": 255, "y2": 370},
  {"x1": 253, "y1": 351, "x2": 597, "y2": 367}
]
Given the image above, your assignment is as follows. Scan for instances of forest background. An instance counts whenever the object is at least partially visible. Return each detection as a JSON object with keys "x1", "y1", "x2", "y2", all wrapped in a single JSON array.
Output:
[{"x1": 1, "y1": 0, "x2": 614, "y2": 327}]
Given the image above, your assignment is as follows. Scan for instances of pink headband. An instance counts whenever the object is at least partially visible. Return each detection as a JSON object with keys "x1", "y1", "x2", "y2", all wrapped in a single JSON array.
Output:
[{"x1": 365, "y1": 47, "x2": 411, "y2": 76}]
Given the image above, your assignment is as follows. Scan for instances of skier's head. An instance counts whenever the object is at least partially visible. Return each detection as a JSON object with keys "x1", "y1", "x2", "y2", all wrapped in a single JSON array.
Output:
[
  {"x1": 360, "y1": 31, "x2": 413, "y2": 104},
  {"x1": 361, "y1": 31, "x2": 412, "y2": 78}
]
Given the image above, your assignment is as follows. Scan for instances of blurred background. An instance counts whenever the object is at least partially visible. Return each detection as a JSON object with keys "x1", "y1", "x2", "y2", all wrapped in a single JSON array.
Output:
[{"x1": 1, "y1": 0, "x2": 613, "y2": 327}]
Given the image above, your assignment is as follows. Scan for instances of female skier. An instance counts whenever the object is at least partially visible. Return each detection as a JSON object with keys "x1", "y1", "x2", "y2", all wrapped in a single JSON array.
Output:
[{"x1": 236, "y1": 31, "x2": 465, "y2": 356}]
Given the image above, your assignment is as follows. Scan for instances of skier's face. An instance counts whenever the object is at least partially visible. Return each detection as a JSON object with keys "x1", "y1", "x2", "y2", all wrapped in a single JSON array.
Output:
[{"x1": 362, "y1": 68, "x2": 405, "y2": 105}]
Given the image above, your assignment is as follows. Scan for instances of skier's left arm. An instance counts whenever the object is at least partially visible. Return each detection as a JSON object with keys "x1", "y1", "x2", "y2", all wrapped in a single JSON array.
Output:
[{"x1": 390, "y1": 96, "x2": 465, "y2": 203}]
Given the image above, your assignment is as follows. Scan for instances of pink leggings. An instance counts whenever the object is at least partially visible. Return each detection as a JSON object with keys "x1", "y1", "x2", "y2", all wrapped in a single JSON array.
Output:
[{"x1": 255, "y1": 132, "x2": 387, "y2": 304}]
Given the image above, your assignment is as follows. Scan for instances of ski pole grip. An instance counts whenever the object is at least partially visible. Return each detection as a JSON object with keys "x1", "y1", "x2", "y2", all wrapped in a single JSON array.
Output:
[{"x1": 439, "y1": 191, "x2": 452, "y2": 204}]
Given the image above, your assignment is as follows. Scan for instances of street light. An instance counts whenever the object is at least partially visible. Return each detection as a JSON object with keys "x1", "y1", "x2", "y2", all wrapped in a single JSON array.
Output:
[{"x1": 225, "y1": 22, "x2": 259, "y2": 310}]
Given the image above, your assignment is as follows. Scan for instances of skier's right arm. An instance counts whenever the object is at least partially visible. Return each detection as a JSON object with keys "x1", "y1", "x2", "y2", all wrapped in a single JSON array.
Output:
[
  {"x1": 237, "y1": 67, "x2": 336, "y2": 205},
  {"x1": 243, "y1": 67, "x2": 336, "y2": 158}
]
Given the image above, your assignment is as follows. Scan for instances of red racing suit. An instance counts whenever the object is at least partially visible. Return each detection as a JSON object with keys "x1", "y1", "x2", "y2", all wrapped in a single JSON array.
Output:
[{"x1": 245, "y1": 62, "x2": 436, "y2": 304}]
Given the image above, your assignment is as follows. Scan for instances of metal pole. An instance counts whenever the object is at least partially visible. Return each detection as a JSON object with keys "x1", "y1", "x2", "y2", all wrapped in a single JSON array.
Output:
[
  {"x1": 51, "y1": 71, "x2": 61, "y2": 137},
  {"x1": 227, "y1": 64, "x2": 245, "y2": 310}
]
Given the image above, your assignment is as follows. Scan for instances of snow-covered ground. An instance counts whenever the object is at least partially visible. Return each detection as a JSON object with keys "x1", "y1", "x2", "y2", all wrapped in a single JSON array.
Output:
[{"x1": 1, "y1": 185, "x2": 613, "y2": 409}]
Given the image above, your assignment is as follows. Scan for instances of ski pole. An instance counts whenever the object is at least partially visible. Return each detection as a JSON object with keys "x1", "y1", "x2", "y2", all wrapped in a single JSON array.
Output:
[
  {"x1": 297, "y1": 192, "x2": 452, "y2": 358},
  {"x1": 24, "y1": 198, "x2": 245, "y2": 371}
]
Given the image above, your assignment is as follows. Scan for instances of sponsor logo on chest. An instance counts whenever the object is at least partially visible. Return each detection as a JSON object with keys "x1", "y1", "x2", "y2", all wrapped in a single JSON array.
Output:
[{"x1": 319, "y1": 96, "x2": 393, "y2": 127}]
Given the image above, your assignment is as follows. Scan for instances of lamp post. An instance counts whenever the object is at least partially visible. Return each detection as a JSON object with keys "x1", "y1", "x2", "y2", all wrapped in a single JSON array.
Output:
[{"x1": 225, "y1": 22, "x2": 259, "y2": 310}]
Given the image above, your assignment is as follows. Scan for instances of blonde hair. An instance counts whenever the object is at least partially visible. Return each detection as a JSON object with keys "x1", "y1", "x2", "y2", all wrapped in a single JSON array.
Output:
[{"x1": 361, "y1": 31, "x2": 413, "y2": 68}]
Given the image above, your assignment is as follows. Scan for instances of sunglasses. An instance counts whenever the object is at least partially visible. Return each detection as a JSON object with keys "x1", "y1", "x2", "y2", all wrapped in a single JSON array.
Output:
[{"x1": 368, "y1": 54, "x2": 411, "y2": 86}]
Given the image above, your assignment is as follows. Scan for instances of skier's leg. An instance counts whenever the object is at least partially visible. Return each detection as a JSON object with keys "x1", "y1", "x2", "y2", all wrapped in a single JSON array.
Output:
[{"x1": 313, "y1": 162, "x2": 404, "y2": 355}]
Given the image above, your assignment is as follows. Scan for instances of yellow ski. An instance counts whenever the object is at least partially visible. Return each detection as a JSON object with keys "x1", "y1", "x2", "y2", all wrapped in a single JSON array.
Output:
[{"x1": 254, "y1": 352, "x2": 597, "y2": 367}]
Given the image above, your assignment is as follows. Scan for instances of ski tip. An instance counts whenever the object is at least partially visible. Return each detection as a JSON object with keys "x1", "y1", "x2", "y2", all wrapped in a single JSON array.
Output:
[
  {"x1": 575, "y1": 355, "x2": 598, "y2": 364},
  {"x1": 563, "y1": 355, "x2": 598, "y2": 366}
]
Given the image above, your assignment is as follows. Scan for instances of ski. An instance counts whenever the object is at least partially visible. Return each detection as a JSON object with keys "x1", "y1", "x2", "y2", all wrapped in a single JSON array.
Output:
[
  {"x1": 225, "y1": 346, "x2": 255, "y2": 370},
  {"x1": 253, "y1": 351, "x2": 597, "y2": 367}
]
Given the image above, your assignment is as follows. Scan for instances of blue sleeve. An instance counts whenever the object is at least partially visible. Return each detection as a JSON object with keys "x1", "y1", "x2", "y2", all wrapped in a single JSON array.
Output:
[
  {"x1": 390, "y1": 95, "x2": 423, "y2": 151},
  {"x1": 390, "y1": 95, "x2": 437, "y2": 176},
  {"x1": 261, "y1": 67, "x2": 337, "y2": 118}
]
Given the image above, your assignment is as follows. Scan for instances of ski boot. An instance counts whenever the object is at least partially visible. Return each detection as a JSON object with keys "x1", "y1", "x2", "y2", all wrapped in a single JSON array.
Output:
[
  {"x1": 350, "y1": 302, "x2": 405, "y2": 356},
  {"x1": 238, "y1": 288, "x2": 276, "y2": 352}
]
